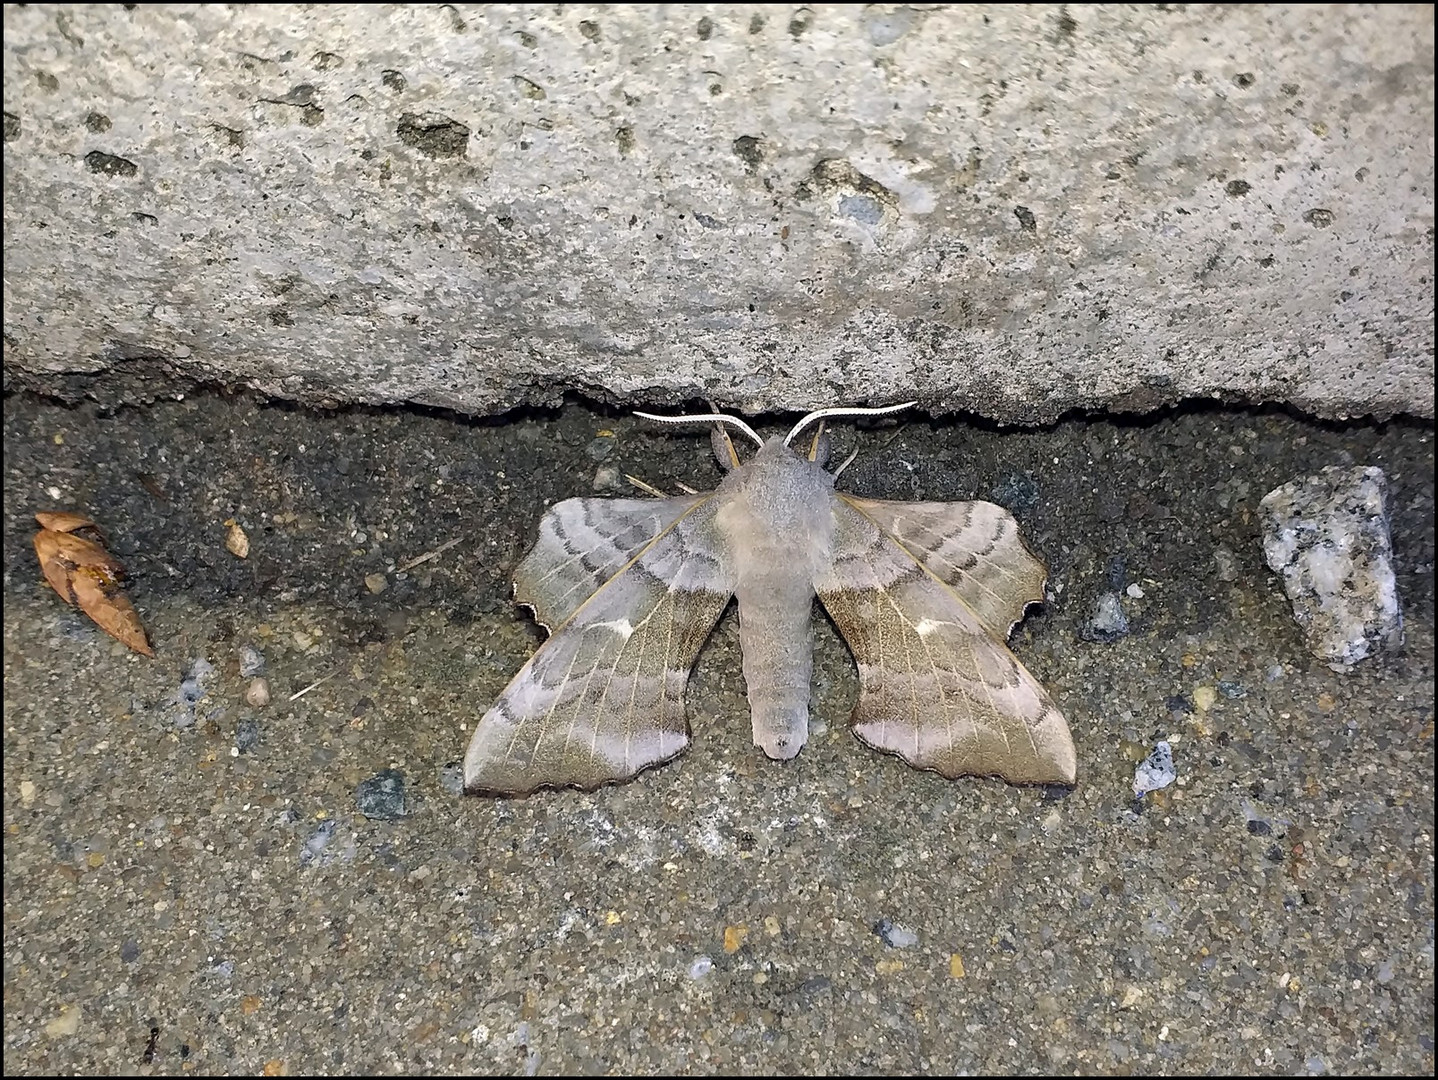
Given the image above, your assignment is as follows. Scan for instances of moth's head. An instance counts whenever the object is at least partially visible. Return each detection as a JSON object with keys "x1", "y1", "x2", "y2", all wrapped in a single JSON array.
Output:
[{"x1": 633, "y1": 402, "x2": 917, "y2": 475}]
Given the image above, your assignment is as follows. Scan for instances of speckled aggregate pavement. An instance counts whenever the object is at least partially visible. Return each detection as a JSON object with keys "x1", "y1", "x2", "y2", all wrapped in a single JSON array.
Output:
[{"x1": 3, "y1": 393, "x2": 1432, "y2": 1073}]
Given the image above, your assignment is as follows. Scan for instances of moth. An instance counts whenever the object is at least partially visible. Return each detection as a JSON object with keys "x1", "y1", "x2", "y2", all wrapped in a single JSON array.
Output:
[{"x1": 463, "y1": 405, "x2": 1076, "y2": 795}]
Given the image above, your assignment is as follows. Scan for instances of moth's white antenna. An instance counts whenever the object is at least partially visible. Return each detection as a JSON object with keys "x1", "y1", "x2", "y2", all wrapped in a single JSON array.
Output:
[
  {"x1": 831, "y1": 447, "x2": 861, "y2": 479},
  {"x1": 634, "y1": 410, "x2": 765, "y2": 450},
  {"x1": 784, "y1": 402, "x2": 918, "y2": 447}
]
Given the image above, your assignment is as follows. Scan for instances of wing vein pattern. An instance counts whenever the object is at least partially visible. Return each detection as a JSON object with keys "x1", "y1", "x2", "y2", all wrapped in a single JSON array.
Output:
[
  {"x1": 465, "y1": 494, "x2": 735, "y2": 794},
  {"x1": 815, "y1": 494, "x2": 1076, "y2": 785}
]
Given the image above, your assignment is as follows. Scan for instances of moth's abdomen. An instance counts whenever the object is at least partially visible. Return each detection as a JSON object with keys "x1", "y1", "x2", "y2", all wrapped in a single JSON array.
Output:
[
  {"x1": 735, "y1": 577, "x2": 815, "y2": 760},
  {"x1": 713, "y1": 441, "x2": 837, "y2": 762}
]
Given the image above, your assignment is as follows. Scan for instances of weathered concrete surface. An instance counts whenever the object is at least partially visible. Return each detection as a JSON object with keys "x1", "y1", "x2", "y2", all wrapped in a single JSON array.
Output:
[{"x1": 3, "y1": 4, "x2": 1434, "y2": 421}]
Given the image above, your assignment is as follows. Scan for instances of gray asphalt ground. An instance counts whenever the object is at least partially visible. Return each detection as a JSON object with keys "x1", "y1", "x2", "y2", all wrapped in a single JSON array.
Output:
[{"x1": 3, "y1": 391, "x2": 1433, "y2": 1074}]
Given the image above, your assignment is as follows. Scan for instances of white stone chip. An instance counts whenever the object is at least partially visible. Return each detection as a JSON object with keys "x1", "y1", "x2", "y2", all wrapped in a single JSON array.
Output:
[
  {"x1": 1133, "y1": 741, "x2": 1175, "y2": 798},
  {"x1": 1259, "y1": 465, "x2": 1403, "y2": 671}
]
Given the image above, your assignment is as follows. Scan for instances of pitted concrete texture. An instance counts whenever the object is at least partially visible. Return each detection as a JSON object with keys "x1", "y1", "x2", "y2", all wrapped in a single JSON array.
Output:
[{"x1": 2, "y1": 4, "x2": 1433, "y2": 421}]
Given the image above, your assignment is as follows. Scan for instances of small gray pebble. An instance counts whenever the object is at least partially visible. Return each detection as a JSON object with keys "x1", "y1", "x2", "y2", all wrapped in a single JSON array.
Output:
[
  {"x1": 235, "y1": 717, "x2": 261, "y2": 754},
  {"x1": 592, "y1": 464, "x2": 622, "y2": 491},
  {"x1": 356, "y1": 768, "x2": 410, "y2": 821},
  {"x1": 1133, "y1": 740, "x2": 1176, "y2": 797},
  {"x1": 438, "y1": 762, "x2": 465, "y2": 797},
  {"x1": 180, "y1": 657, "x2": 216, "y2": 702},
  {"x1": 873, "y1": 918, "x2": 919, "y2": 948},
  {"x1": 1259, "y1": 465, "x2": 1403, "y2": 670},
  {"x1": 1082, "y1": 591, "x2": 1130, "y2": 642},
  {"x1": 300, "y1": 819, "x2": 337, "y2": 864},
  {"x1": 239, "y1": 645, "x2": 266, "y2": 677},
  {"x1": 244, "y1": 677, "x2": 271, "y2": 708},
  {"x1": 1213, "y1": 545, "x2": 1240, "y2": 582}
]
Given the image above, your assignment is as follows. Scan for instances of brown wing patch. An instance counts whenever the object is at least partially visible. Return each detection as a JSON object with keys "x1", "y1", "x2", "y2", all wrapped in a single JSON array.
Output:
[
  {"x1": 816, "y1": 497, "x2": 1074, "y2": 785},
  {"x1": 514, "y1": 496, "x2": 708, "y2": 630},
  {"x1": 838, "y1": 496, "x2": 1047, "y2": 638},
  {"x1": 465, "y1": 496, "x2": 734, "y2": 794}
]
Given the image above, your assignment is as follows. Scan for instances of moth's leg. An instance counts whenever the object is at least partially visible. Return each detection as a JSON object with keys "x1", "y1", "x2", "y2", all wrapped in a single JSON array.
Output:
[
  {"x1": 804, "y1": 422, "x2": 832, "y2": 468},
  {"x1": 831, "y1": 448, "x2": 861, "y2": 479},
  {"x1": 625, "y1": 475, "x2": 700, "y2": 497},
  {"x1": 625, "y1": 474, "x2": 669, "y2": 498},
  {"x1": 710, "y1": 424, "x2": 741, "y2": 472}
]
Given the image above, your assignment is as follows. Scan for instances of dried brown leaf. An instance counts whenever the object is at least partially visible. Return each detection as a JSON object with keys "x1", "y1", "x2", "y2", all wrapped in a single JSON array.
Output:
[
  {"x1": 68, "y1": 571, "x2": 155, "y2": 656},
  {"x1": 34, "y1": 529, "x2": 121, "y2": 600},
  {"x1": 34, "y1": 511, "x2": 100, "y2": 535},
  {"x1": 34, "y1": 528, "x2": 77, "y2": 600},
  {"x1": 33, "y1": 516, "x2": 154, "y2": 657}
]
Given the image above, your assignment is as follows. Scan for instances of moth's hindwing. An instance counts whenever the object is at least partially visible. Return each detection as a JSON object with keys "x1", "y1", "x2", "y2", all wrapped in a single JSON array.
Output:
[{"x1": 816, "y1": 495, "x2": 1076, "y2": 786}]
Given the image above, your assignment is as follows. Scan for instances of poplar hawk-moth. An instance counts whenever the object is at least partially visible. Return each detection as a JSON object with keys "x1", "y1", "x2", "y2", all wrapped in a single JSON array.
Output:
[{"x1": 464, "y1": 405, "x2": 1076, "y2": 795}]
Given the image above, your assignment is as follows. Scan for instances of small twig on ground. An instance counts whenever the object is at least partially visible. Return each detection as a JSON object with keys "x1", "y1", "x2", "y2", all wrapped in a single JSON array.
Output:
[
  {"x1": 289, "y1": 672, "x2": 337, "y2": 702},
  {"x1": 396, "y1": 536, "x2": 461, "y2": 573}
]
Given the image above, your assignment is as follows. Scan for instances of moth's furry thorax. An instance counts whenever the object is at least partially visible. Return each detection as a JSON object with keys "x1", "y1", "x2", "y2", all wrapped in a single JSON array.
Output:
[{"x1": 714, "y1": 437, "x2": 837, "y2": 577}]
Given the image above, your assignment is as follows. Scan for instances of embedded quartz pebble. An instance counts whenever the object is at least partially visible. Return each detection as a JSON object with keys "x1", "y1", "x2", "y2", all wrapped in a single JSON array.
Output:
[{"x1": 1259, "y1": 465, "x2": 1403, "y2": 672}]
